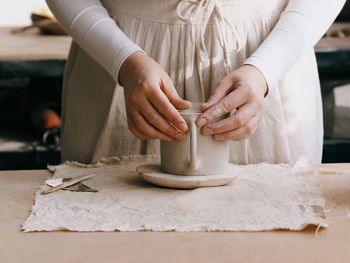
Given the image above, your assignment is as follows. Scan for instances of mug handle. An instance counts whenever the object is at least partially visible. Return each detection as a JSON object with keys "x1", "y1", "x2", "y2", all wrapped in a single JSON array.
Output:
[{"x1": 189, "y1": 118, "x2": 199, "y2": 171}]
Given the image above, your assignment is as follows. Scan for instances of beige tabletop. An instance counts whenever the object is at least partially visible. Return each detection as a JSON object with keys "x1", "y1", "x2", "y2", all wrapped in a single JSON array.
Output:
[
  {"x1": 0, "y1": 164, "x2": 350, "y2": 263},
  {"x1": 0, "y1": 27, "x2": 71, "y2": 61}
]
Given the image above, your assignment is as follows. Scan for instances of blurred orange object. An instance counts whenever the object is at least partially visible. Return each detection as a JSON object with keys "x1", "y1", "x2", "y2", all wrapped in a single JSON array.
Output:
[{"x1": 32, "y1": 108, "x2": 61, "y2": 131}]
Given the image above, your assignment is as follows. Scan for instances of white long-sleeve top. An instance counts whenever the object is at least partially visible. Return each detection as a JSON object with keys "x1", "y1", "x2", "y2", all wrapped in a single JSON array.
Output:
[
  {"x1": 47, "y1": 0, "x2": 345, "y2": 89},
  {"x1": 244, "y1": 0, "x2": 346, "y2": 90}
]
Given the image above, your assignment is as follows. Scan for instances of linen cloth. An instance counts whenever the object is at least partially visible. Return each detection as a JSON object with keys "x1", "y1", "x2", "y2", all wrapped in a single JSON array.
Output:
[{"x1": 22, "y1": 155, "x2": 328, "y2": 232}]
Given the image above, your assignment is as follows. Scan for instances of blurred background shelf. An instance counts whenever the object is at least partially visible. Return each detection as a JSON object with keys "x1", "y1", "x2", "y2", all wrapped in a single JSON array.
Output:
[
  {"x1": 323, "y1": 138, "x2": 350, "y2": 163},
  {"x1": 0, "y1": 127, "x2": 60, "y2": 170},
  {"x1": 0, "y1": 27, "x2": 68, "y2": 169}
]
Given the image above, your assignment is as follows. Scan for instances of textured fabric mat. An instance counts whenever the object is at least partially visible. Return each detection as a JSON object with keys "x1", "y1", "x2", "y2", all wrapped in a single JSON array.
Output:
[{"x1": 22, "y1": 155, "x2": 328, "y2": 232}]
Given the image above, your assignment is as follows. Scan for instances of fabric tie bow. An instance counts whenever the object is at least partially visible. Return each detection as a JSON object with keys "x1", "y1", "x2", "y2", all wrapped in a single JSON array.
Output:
[{"x1": 176, "y1": 0, "x2": 241, "y2": 74}]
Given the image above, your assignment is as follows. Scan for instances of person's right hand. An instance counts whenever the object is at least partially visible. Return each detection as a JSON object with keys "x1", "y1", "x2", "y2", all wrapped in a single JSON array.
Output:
[{"x1": 119, "y1": 51, "x2": 190, "y2": 141}]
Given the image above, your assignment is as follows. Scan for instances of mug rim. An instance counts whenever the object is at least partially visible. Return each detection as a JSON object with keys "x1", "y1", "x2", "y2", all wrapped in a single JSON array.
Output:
[{"x1": 178, "y1": 111, "x2": 202, "y2": 115}]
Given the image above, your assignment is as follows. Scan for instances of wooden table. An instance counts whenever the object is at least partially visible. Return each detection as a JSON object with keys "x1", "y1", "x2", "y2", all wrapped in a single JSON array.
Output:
[
  {"x1": 0, "y1": 27, "x2": 71, "y2": 78},
  {"x1": 0, "y1": 27, "x2": 70, "y2": 61},
  {"x1": 0, "y1": 164, "x2": 350, "y2": 263}
]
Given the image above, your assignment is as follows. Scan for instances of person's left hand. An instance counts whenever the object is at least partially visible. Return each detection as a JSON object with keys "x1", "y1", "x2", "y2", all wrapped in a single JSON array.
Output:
[{"x1": 196, "y1": 65, "x2": 268, "y2": 141}]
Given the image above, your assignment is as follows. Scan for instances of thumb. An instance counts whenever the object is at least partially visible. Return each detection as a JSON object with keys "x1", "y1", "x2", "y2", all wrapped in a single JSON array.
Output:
[
  {"x1": 161, "y1": 78, "x2": 191, "y2": 110},
  {"x1": 201, "y1": 77, "x2": 233, "y2": 112}
]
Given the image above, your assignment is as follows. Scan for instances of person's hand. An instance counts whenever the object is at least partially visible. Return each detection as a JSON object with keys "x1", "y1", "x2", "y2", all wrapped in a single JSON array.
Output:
[
  {"x1": 196, "y1": 65, "x2": 267, "y2": 141},
  {"x1": 119, "y1": 51, "x2": 191, "y2": 141}
]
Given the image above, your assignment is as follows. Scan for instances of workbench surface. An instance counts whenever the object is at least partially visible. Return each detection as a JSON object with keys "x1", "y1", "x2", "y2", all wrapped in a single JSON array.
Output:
[
  {"x1": 0, "y1": 27, "x2": 71, "y2": 61},
  {"x1": 0, "y1": 27, "x2": 70, "y2": 79},
  {"x1": 0, "y1": 164, "x2": 349, "y2": 263}
]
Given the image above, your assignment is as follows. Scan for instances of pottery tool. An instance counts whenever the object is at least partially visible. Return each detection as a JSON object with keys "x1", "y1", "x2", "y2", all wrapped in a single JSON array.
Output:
[
  {"x1": 45, "y1": 178, "x2": 98, "y2": 193},
  {"x1": 41, "y1": 173, "x2": 96, "y2": 195}
]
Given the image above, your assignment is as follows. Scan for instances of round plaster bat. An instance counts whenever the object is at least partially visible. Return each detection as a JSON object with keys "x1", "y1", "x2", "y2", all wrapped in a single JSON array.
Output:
[{"x1": 137, "y1": 164, "x2": 238, "y2": 189}]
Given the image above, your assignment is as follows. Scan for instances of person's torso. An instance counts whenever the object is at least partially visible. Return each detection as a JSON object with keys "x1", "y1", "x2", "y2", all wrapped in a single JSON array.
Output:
[{"x1": 101, "y1": 0, "x2": 289, "y2": 25}]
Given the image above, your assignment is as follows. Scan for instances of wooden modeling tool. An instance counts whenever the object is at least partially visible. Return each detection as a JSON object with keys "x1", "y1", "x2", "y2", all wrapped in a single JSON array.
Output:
[{"x1": 41, "y1": 174, "x2": 96, "y2": 195}]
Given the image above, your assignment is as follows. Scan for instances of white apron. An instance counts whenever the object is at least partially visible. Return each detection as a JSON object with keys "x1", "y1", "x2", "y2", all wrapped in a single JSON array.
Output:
[{"x1": 61, "y1": 0, "x2": 323, "y2": 164}]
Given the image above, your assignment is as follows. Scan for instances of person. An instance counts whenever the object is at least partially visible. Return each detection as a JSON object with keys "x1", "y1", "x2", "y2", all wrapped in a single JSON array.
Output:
[{"x1": 47, "y1": 0, "x2": 345, "y2": 164}]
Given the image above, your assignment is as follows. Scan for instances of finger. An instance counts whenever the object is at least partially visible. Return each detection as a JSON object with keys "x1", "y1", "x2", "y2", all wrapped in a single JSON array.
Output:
[
  {"x1": 132, "y1": 112, "x2": 174, "y2": 141},
  {"x1": 149, "y1": 89, "x2": 188, "y2": 133},
  {"x1": 196, "y1": 88, "x2": 247, "y2": 128},
  {"x1": 161, "y1": 78, "x2": 191, "y2": 110},
  {"x1": 127, "y1": 116, "x2": 147, "y2": 140},
  {"x1": 202, "y1": 102, "x2": 256, "y2": 135},
  {"x1": 200, "y1": 77, "x2": 233, "y2": 112},
  {"x1": 213, "y1": 115, "x2": 260, "y2": 141},
  {"x1": 141, "y1": 100, "x2": 185, "y2": 140}
]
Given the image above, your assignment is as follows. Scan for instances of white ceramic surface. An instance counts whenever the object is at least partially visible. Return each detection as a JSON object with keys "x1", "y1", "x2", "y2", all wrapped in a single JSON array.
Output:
[
  {"x1": 160, "y1": 103, "x2": 230, "y2": 176},
  {"x1": 137, "y1": 164, "x2": 238, "y2": 189}
]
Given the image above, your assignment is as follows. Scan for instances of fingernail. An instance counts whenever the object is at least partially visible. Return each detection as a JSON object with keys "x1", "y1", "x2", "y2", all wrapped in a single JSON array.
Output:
[
  {"x1": 176, "y1": 133, "x2": 185, "y2": 141},
  {"x1": 179, "y1": 122, "x2": 187, "y2": 132},
  {"x1": 200, "y1": 103, "x2": 208, "y2": 112},
  {"x1": 197, "y1": 117, "x2": 206, "y2": 127}
]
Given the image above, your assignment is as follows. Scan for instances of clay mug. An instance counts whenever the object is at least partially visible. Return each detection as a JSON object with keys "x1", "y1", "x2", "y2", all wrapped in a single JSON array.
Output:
[{"x1": 160, "y1": 103, "x2": 230, "y2": 176}]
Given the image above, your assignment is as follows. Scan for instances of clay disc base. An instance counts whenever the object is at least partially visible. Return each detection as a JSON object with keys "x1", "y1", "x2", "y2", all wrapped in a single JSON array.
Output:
[{"x1": 136, "y1": 164, "x2": 239, "y2": 189}]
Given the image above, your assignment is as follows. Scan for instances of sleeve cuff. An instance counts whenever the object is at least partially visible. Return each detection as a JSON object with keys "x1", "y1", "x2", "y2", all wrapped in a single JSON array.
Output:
[
  {"x1": 243, "y1": 55, "x2": 278, "y2": 95},
  {"x1": 110, "y1": 43, "x2": 144, "y2": 86}
]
